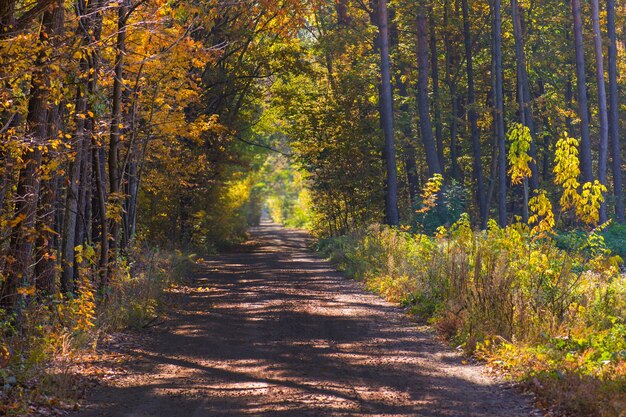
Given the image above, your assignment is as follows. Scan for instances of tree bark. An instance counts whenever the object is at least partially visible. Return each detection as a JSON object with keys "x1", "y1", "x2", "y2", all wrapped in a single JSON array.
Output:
[
  {"x1": 571, "y1": 0, "x2": 593, "y2": 184},
  {"x1": 397, "y1": 80, "x2": 420, "y2": 205},
  {"x1": 511, "y1": 0, "x2": 539, "y2": 191},
  {"x1": 109, "y1": 0, "x2": 129, "y2": 266},
  {"x1": 590, "y1": 0, "x2": 608, "y2": 224},
  {"x1": 1, "y1": 6, "x2": 58, "y2": 307},
  {"x1": 429, "y1": 9, "x2": 444, "y2": 171},
  {"x1": 607, "y1": 0, "x2": 624, "y2": 222},
  {"x1": 34, "y1": 3, "x2": 64, "y2": 294},
  {"x1": 443, "y1": 0, "x2": 460, "y2": 181},
  {"x1": 376, "y1": 0, "x2": 399, "y2": 226},
  {"x1": 61, "y1": 86, "x2": 86, "y2": 293},
  {"x1": 492, "y1": 0, "x2": 507, "y2": 227},
  {"x1": 462, "y1": 0, "x2": 486, "y2": 228},
  {"x1": 416, "y1": 3, "x2": 441, "y2": 177}
]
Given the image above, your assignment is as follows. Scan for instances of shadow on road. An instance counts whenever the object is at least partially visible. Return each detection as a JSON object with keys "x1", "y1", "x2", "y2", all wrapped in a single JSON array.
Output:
[{"x1": 74, "y1": 221, "x2": 539, "y2": 417}]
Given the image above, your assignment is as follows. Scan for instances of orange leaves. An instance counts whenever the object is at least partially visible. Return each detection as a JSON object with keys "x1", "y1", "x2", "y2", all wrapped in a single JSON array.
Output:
[{"x1": 16, "y1": 286, "x2": 36, "y2": 296}]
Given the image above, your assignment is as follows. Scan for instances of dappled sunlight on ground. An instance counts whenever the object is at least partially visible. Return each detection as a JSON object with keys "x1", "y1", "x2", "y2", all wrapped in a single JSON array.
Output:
[{"x1": 74, "y1": 221, "x2": 540, "y2": 417}]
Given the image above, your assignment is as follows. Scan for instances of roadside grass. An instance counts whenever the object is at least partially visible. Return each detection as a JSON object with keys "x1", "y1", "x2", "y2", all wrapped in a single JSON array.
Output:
[
  {"x1": 0, "y1": 249, "x2": 198, "y2": 416},
  {"x1": 318, "y1": 218, "x2": 626, "y2": 417}
]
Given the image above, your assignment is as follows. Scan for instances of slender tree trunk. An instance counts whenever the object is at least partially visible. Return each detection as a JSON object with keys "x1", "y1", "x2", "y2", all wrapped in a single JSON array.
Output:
[
  {"x1": 511, "y1": 0, "x2": 539, "y2": 191},
  {"x1": 607, "y1": 0, "x2": 624, "y2": 222},
  {"x1": 429, "y1": 9, "x2": 443, "y2": 171},
  {"x1": 416, "y1": 3, "x2": 441, "y2": 176},
  {"x1": 109, "y1": 0, "x2": 128, "y2": 266},
  {"x1": 443, "y1": 1, "x2": 460, "y2": 181},
  {"x1": 377, "y1": 0, "x2": 399, "y2": 226},
  {"x1": 571, "y1": 0, "x2": 593, "y2": 184},
  {"x1": 94, "y1": 147, "x2": 109, "y2": 288},
  {"x1": 462, "y1": 0, "x2": 486, "y2": 228},
  {"x1": 492, "y1": 0, "x2": 507, "y2": 226},
  {"x1": 590, "y1": 0, "x2": 608, "y2": 224},
  {"x1": 397, "y1": 80, "x2": 420, "y2": 205},
  {"x1": 61, "y1": 87, "x2": 86, "y2": 293},
  {"x1": 564, "y1": 31, "x2": 574, "y2": 137}
]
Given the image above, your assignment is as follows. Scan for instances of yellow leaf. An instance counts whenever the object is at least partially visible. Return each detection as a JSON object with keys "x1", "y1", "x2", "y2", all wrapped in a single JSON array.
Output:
[{"x1": 17, "y1": 286, "x2": 36, "y2": 296}]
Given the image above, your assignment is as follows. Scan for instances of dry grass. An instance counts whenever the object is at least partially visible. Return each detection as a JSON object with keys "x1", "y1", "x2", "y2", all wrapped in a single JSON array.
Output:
[{"x1": 319, "y1": 219, "x2": 626, "y2": 417}]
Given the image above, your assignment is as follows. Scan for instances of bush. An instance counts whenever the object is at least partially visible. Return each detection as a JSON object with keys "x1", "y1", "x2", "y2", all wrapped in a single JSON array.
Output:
[
  {"x1": 0, "y1": 248, "x2": 196, "y2": 415},
  {"x1": 321, "y1": 218, "x2": 626, "y2": 417}
]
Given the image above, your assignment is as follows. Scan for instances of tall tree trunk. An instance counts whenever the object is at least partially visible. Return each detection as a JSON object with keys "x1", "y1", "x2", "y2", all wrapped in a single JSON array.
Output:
[
  {"x1": 492, "y1": 0, "x2": 507, "y2": 226},
  {"x1": 590, "y1": 0, "x2": 608, "y2": 224},
  {"x1": 34, "y1": 3, "x2": 64, "y2": 294},
  {"x1": 565, "y1": 30, "x2": 574, "y2": 137},
  {"x1": 571, "y1": 0, "x2": 593, "y2": 184},
  {"x1": 94, "y1": 147, "x2": 109, "y2": 288},
  {"x1": 607, "y1": 0, "x2": 624, "y2": 222},
  {"x1": 1, "y1": 6, "x2": 57, "y2": 307},
  {"x1": 511, "y1": 0, "x2": 539, "y2": 191},
  {"x1": 397, "y1": 79, "x2": 420, "y2": 205},
  {"x1": 416, "y1": 3, "x2": 441, "y2": 176},
  {"x1": 443, "y1": 1, "x2": 460, "y2": 181},
  {"x1": 429, "y1": 9, "x2": 443, "y2": 171},
  {"x1": 109, "y1": 0, "x2": 128, "y2": 267},
  {"x1": 377, "y1": 0, "x2": 399, "y2": 226},
  {"x1": 462, "y1": 0, "x2": 486, "y2": 228},
  {"x1": 61, "y1": 88, "x2": 86, "y2": 293}
]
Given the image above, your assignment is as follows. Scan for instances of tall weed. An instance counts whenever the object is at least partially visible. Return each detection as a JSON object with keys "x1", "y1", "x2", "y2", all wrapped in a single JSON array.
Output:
[{"x1": 320, "y1": 218, "x2": 625, "y2": 416}]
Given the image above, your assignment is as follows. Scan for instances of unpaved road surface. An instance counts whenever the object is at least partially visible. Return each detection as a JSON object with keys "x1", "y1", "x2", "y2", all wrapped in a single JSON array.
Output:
[{"x1": 76, "y1": 222, "x2": 540, "y2": 417}]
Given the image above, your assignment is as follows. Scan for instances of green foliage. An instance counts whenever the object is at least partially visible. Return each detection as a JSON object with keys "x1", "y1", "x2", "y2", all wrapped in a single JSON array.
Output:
[
  {"x1": 414, "y1": 180, "x2": 468, "y2": 234},
  {"x1": 507, "y1": 123, "x2": 534, "y2": 185},
  {"x1": 320, "y1": 219, "x2": 626, "y2": 416},
  {"x1": 262, "y1": 155, "x2": 313, "y2": 229},
  {"x1": 602, "y1": 223, "x2": 626, "y2": 259},
  {"x1": 0, "y1": 248, "x2": 196, "y2": 414}
]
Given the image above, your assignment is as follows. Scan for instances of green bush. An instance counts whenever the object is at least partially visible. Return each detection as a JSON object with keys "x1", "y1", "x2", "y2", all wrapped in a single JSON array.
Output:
[{"x1": 320, "y1": 218, "x2": 626, "y2": 416}]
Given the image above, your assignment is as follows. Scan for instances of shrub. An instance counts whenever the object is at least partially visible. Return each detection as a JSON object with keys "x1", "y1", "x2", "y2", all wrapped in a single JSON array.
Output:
[{"x1": 321, "y1": 218, "x2": 625, "y2": 416}]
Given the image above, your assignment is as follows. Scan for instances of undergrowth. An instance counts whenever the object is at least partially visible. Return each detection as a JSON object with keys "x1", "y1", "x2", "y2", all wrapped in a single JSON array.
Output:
[
  {"x1": 0, "y1": 249, "x2": 197, "y2": 416},
  {"x1": 318, "y1": 218, "x2": 626, "y2": 417}
]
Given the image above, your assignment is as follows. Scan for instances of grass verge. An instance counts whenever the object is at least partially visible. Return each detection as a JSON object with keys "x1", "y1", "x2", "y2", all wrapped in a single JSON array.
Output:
[
  {"x1": 318, "y1": 218, "x2": 625, "y2": 417},
  {"x1": 0, "y1": 249, "x2": 198, "y2": 416}
]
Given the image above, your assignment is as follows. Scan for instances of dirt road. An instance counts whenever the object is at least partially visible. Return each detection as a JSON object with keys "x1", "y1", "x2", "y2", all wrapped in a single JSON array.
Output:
[{"x1": 75, "y1": 221, "x2": 540, "y2": 417}]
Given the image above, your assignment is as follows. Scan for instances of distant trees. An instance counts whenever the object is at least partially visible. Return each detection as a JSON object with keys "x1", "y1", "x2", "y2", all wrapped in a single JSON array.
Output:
[
  {"x1": 0, "y1": 0, "x2": 309, "y2": 313},
  {"x1": 272, "y1": 0, "x2": 626, "y2": 234},
  {"x1": 2, "y1": 0, "x2": 626, "y2": 314}
]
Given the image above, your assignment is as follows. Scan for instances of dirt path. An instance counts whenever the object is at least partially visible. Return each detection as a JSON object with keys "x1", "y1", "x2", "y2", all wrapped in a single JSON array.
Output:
[{"x1": 75, "y1": 221, "x2": 540, "y2": 417}]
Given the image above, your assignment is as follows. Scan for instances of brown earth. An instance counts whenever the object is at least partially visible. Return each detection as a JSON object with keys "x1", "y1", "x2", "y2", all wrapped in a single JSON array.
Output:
[{"x1": 74, "y1": 221, "x2": 541, "y2": 417}]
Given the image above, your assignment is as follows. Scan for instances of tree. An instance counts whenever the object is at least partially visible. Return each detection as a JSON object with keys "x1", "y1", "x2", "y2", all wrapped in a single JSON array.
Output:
[
  {"x1": 607, "y1": 0, "x2": 624, "y2": 223},
  {"x1": 510, "y1": 0, "x2": 539, "y2": 192},
  {"x1": 416, "y1": 2, "x2": 441, "y2": 177},
  {"x1": 571, "y1": 0, "x2": 593, "y2": 184},
  {"x1": 2, "y1": 2, "x2": 63, "y2": 308},
  {"x1": 590, "y1": 0, "x2": 608, "y2": 224},
  {"x1": 462, "y1": 0, "x2": 486, "y2": 227},
  {"x1": 377, "y1": 0, "x2": 399, "y2": 226},
  {"x1": 492, "y1": 0, "x2": 507, "y2": 227}
]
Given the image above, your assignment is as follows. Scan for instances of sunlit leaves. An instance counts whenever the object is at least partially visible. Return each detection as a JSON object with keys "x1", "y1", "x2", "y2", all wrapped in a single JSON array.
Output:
[
  {"x1": 528, "y1": 190, "x2": 555, "y2": 236},
  {"x1": 553, "y1": 132, "x2": 581, "y2": 211},
  {"x1": 507, "y1": 123, "x2": 534, "y2": 185}
]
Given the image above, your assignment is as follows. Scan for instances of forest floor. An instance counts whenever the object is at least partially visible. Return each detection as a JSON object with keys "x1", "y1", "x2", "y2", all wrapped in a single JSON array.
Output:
[{"x1": 73, "y1": 221, "x2": 543, "y2": 417}]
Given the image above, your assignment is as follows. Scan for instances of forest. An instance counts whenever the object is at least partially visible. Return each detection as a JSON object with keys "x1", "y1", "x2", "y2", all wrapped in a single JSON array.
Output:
[{"x1": 1, "y1": 0, "x2": 626, "y2": 415}]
